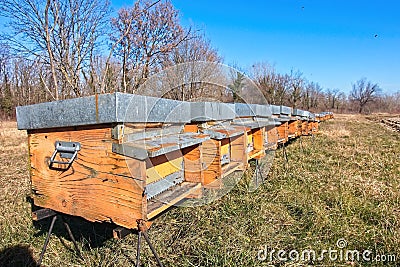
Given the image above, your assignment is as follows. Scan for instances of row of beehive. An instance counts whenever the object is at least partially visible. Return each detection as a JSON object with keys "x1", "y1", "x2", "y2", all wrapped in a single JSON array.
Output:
[{"x1": 16, "y1": 93, "x2": 333, "y2": 230}]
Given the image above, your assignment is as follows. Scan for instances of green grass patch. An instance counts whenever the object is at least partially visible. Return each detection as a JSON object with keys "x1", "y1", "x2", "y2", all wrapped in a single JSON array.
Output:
[{"x1": 0, "y1": 117, "x2": 399, "y2": 266}]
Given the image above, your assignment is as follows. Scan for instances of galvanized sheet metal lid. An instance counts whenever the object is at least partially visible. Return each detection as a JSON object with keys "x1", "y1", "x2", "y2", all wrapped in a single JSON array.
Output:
[
  {"x1": 280, "y1": 106, "x2": 292, "y2": 116},
  {"x1": 16, "y1": 93, "x2": 191, "y2": 130},
  {"x1": 270, "y1": 105, "x2": 281, "y2": 115},
  {"x1": 190, "y1": 102, "x2": 235, "y2": 122},
  {"x1": 234, "y1": 103, "x2": 272, "y2": 118}
]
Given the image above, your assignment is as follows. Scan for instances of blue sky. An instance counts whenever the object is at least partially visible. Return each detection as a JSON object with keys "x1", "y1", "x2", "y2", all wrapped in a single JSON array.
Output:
[
  {"x1": 1, "y1": 0, "x2": 396, "y2": 94},
  {"x1": 114, "y1": 0, "x2": 400, "y2": 94}
]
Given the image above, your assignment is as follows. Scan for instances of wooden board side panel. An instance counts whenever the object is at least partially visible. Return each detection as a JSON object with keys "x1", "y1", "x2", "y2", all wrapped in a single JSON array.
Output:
[
  {"x1": 253, "y1": 128, "x2": 265, "y2": 150},
  {"x1": 29, "y1": 126, "x2": 146, "y2": 229},
  {"x1": 230, "y1": 135, "x2": 246, "y2": 168},
  {"x1": 266, "y1": 127, "x2": 278, "y2": 146},
  {"x1": 277, "y1": 124, "x2": 286, "y2": 140},
  {"x1": 202, "y1": 139, "x2": 221, "y2": 185},
  {"x1": 296, "y1": 121, "x2": 302, "y2": 136},
  {"x1": 183, "y1": 145, "x2": 203, "y2": 184},
  {"x1": 288, "y1": 121, "x2": 297, "y2": 136},
  {"x1": 301, "y1": 121, "x2": 308, "y2": 135}
]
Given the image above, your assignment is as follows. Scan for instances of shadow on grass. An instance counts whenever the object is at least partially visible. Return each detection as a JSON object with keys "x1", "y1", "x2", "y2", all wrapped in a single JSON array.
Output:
[
  {"x1": 27, "y1": 196, "x2": 116, "y2": 251},
  {"x1": 0, "y1": 245, "x2": 38, "y2": 267},
  {"x1": 32, "y1": 213, "x2": 116, "y2": 251}
]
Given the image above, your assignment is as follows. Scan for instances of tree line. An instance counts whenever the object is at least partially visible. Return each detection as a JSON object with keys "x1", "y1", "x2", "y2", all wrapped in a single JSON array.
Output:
[{"x1": 0, "y1": 0, "x2": 398, "y2": 119}]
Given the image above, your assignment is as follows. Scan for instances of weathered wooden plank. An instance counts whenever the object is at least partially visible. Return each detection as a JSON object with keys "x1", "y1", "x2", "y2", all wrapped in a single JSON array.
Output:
[
  {"x1": 252, "y1": 128, "x2": 265, "y2": 151},
  {"x1": 230, "y1": 135, "x2": 246, "y2": 168},
  {"x1": 302, "y1": 121, "x2": 310, "y2": 135},
  {"x1": 182, "y1": 145, "x2": 203, "y2": 184},
  {"x1": 288, "y1": 120, "x2": 298, "y2": 138},
  {"x1": 202, "y1": 139, "x2": 221, "y2": 185},
  {"x1": 265, "y1": 126, "x2": 278, "y2": 150},
  {"x1": 28, "y1": 125, "x2": 146, "y2": 229},
  {"x1": 277, "y1": 122, "x2": 288, "y2": 143}
]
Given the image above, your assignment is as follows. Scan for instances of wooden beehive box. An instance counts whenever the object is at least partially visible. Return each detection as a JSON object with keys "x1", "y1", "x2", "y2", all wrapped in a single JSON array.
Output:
[
  {"x1": 270, "y1": 105, "x2": 291, "y2": 144},
  {"x1": 308, "y1": 113, "x2": 318, "y2": 134},
  {"x1": 295, "y1": 120, "x2": 302, "y2": 137},
  {"x1": 288, "y1": 119, "x2": 298, "y2": 139},
  {"x1": 254, "y1": 117, "x2": 278, "y2": 151},
  {"x1": 113, "y1": 125, "x2": 209, "y2": 220},
  {"x1": 276, "y1": 120, "x2": 288, "y2": 143},
  {"x1": 241, "y1": 122, "x2": 265, "y2": 160},
  {"x1": 313, "y1": 120, "x2": 319, "y2": 133},
  {"x1": 301, "y1": 111, "x2": 311, "y2": 136},
  {"x1": 200, "y1": 124, "x2": 247, "y2": 188},
  {"x1": 292, "y1": 109, "x2": 303, "y2": 137},
  {"x1": 265, "y1": 122, "x2": 279, "y2": 150},
  {"x1": 279, "y1": 106, "x2": 297, "y2": 142},
  {"x1": 188, "y1": 102, "x2": 247, "y2": 189},
  {"x1": 233, "y1": 103, "x2": 272, "y2": 160},
  {"x1": 301, "y1": 120, "x2": 309, "y2": 135},
  {"x1": 307, "y1": 113, "x2": 316, "y2": 134},
  {"x1": 308, "y1": 120, "x2": 313, "y2": 133},
  {"x1": 17, "y1": 93, "x2": 209, "y2": 229}
]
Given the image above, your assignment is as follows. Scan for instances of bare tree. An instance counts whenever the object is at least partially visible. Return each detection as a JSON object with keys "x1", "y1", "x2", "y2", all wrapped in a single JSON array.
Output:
[
  {"x1": 350, "y1": 78, "x2": 380, "y2": 113},
  {"x1": 324, "y1": 88, "x2": 342, "y2": 110},
  {"x1": 251, "y1": 62, "x2": 276, "y2": 104},
  {"x1": 0, "y1": 0, "x2": 110, "y2": 99},
  {"x1": 111, "y1": 0, "x2": 189, "y2": 93},
  {"x1": 302, "y1": 82, "x2": 322, "y2": 110},
  {"x1": 274, "y1": 74, "x2": 291, "y2": 105},
  {"x1": 288, "y1": 70, "x2": 304, "y2": 108},
  {"x1": 158, "y1": 34, "x2": 223, "y2": 101}
]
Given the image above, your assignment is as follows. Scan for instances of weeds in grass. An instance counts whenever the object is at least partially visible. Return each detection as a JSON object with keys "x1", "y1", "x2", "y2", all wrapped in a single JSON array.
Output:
[{"x1": 0, "y1": 117, "x2": 399, "y2": 266}]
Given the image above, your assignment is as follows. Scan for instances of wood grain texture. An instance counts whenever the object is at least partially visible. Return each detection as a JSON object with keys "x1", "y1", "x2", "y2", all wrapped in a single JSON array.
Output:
[
  {"x1": 230, "y1": 135, "x2": 247, "y2": 168},
  {"x1": 301, "y1": 121, "x2": 309, "y2": 135},
  {"x1": 28, "y1": 125, "x2": 146, "y2": 229},
  {"x1": 266, "y1": 126, "x2": 278, "y2": 150},
  {"x1": 202, "y1": 135, "x2": 246, "y2": 186},
  {"x1": 202, "y1": 139, "x2": 221, "y2": 185},
  {"x1": 277, "y1": 122, "x2": 289, "y2": 143},
  {"x1": 288, "y1": 121, "x2": 298, "y2": 137},
  {"x1": 182, "y1": 145, "x2": 203, "y2": 184},
  {"x1": 252, "y1": 128, "x2": 265, "y2": 150},
  {"x1": 296, "y1": 121, "x2": 302, "y2": 137}
]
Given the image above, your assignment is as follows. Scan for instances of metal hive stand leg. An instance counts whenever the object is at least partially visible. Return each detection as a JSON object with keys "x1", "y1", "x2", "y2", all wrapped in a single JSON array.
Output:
[
  {"x1": 136, "y1": 219, "x2": 163, "y2": 267},
  {"x1": 58, "y1": 215, "x2": 82, "y2": 259},
  {"x1": 38, "y1": 215, "x2": 57, "y2": 266},
  {"x1": 136, "y1": 231, "x2": 142, "y2": 267},
  {"x1": 34, "y1": 209, "x2": 82, "y2": 266}
]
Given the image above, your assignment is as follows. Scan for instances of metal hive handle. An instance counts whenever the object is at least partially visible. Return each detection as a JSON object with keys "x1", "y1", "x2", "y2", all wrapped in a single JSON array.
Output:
[{"x1": 49, "y1": 141, "x2": 81, "y2": 166}]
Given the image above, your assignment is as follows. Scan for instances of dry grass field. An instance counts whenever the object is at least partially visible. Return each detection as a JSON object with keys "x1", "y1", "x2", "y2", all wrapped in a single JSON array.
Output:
[{"x1": 0, "y1": 115, "x2": 399, "y2": 266}]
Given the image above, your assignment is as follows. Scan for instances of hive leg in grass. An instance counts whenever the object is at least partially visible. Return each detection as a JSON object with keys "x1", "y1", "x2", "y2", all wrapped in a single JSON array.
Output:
[{"x1": 33, "y1": 208, "x2": 82, "y2": 266}]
